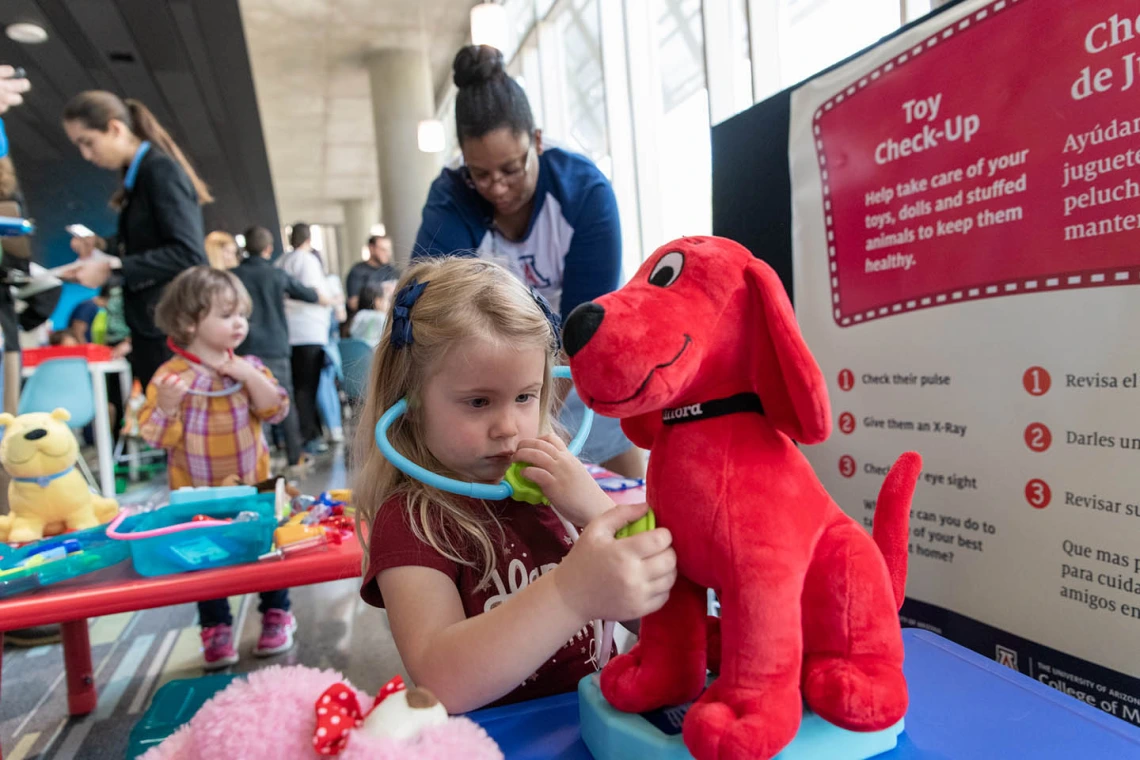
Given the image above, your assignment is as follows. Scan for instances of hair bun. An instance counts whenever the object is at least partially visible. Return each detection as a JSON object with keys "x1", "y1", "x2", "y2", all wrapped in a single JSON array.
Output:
[{"x1": 452, "y1": 45, "x2": 505, "y2": 89}]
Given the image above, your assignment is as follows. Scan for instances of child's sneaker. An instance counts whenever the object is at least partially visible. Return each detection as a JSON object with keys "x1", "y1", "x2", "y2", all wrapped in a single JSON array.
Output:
[
  {"x1": 201, "y1": 624, "x2": 238, "y2": 670},
  {"x1": 253, "y1": 609, "x2": 297, "y2": 657}
]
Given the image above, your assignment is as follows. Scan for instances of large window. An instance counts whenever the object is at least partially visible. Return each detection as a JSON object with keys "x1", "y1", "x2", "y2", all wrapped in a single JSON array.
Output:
[
  {"x1": 653, "y1": 0, "x2": 711, "y2": 241},
  {"x1": 553, "y1": 0, "x2": 610, "y2": 172},
  {"x1": 776, "y1": 0, "x2": 902, "y2": 86}
]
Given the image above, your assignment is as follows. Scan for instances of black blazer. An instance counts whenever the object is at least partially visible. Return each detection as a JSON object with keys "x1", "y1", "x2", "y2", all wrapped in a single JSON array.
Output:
[{"x1": 107, "y1": 147, "x2": 207, "y2": 340}]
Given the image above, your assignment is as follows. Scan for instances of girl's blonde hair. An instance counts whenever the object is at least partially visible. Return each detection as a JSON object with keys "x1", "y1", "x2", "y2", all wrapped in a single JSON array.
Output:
[
  {"x1": 154, "y1": 266, "x2": 252, "y2": 347},
  {"x1": 353, "y1": 257, "x2": 562, "y2": 588}
]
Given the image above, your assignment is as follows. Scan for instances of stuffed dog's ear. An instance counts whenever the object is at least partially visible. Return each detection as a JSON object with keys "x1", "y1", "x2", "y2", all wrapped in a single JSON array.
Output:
[
  {"x1": 745, "y1": 259, "x2": 830, "y2": 444},
  {"x1": 0, "y1": 413, "x2": 13, "y2": 429},
  {"x1": 51, "y1": 408, "x2": 72, "y2": 423},
  {"x1": 620, "y1": 412, "x2": 664, "y2": 450}
]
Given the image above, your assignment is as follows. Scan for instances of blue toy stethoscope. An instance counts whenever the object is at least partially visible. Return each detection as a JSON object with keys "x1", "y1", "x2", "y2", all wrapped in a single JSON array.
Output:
[
  {"x1": 373, "y1": 366, "x2": 594, "y2": 502},
  {"x1": 374, "y1": 366, "x2": 622, "y2": 667}
]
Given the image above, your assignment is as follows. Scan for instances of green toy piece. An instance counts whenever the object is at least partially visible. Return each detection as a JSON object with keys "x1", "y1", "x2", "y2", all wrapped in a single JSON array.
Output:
[
  {"x1": 615, "y1": 508, "x2": 656, "y2": 539},
  {"x1": 505, "y1": 462, "x2": 550, "y2": 505}
]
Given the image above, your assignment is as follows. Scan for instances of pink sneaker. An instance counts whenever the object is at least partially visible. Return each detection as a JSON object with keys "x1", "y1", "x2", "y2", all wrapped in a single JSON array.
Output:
[
  {"x1": 201, "y1": 624, "x2": 238, "y2": 670},
  {"x1": 253, "y1": 609, "x2": 297, "y2": 657}
]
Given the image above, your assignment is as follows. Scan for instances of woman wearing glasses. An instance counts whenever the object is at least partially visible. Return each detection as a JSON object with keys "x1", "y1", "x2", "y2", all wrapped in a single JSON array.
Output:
[{"x1": 414, "y1": 45, "x2": 642, "y2": 479}]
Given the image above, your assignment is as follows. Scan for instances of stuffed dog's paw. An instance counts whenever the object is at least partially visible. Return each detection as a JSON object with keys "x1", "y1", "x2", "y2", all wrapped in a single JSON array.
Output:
[
  {"x1": 802, "y1": 655, "x2": 907, "y2": 731},
  {"x1": 683, "y1": 680, "x2": 801, "y2": 760},
  {"x1": 600, "y1": 642, "x2": 706, "y2": 713}
]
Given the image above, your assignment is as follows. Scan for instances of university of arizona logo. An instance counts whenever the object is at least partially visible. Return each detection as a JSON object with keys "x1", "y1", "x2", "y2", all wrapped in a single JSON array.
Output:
[{"x1": 520, "y1": 255, "x2": 552, "y2": 288}]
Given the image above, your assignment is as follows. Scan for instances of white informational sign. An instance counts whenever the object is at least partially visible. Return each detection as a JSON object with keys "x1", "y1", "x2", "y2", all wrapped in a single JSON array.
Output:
[{"x1": 789, "y1": 0, "x2": 1140, "y2": 725}]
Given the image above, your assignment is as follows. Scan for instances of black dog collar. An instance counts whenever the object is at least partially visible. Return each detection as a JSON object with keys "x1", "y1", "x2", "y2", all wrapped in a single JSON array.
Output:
[{"x1": 661, "y1": 393, "x2": 765, "y2": 425}]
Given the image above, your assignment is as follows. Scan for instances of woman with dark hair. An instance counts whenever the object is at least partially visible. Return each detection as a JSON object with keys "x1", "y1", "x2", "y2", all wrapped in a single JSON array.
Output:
[
  {"x1": 60, "y1": 91, "x2": 209, "y2": 388},
  {"x1": 413, "y1": 45, "x2": 642, "y2": 478}
]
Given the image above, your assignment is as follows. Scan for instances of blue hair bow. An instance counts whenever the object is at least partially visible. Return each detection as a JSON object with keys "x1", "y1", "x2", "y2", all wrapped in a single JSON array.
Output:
[
  {"x1": 531, "y1": 289, "x2": 562, "y2": 352},
  {"x1": 390, "y1": 278, "x2": 429, "y2": 349}
]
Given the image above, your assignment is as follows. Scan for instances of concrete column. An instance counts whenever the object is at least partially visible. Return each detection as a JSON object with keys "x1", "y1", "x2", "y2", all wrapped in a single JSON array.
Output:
[
  {"x1": 367, "y1": 49, "x2": 442, "y2": 269},
  {"x1": 342, "y1": 199, "x2": 370, "y2": 274}
]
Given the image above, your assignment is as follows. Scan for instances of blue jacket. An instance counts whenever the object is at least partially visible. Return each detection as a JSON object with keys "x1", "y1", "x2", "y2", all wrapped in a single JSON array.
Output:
[{"x1": 413, "y1": 147, "x2": 621, "y2": 321}]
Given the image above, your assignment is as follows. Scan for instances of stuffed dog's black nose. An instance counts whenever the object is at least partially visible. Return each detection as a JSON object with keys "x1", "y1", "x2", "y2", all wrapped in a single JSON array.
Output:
[
  {"x1": 24, "y1": 428, "x2": 47, "y2": 441},
  {"x1": 563, "y1": 302, "x2": 605, "y2": 358}
]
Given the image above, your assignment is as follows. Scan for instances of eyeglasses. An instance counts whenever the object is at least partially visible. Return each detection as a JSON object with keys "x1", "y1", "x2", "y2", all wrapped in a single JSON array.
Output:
[{"x1": 462, "y1": 147, "x2": 534, "y2": 191}]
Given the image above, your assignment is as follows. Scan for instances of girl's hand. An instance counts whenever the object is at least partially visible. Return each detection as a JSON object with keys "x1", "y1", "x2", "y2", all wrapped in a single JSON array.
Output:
[
  {"x1": 513, "y1": 434, "x2": 610, "y2": 525},
  {"x1": 216, "y1": 355, "x2": 256, "y2": 383},
  {"x1": 156, "y1": 373, "x2": 188, "y2": 416},
  {"x1": 554, "y1": 502, "x2": 677, "y2": 622}
]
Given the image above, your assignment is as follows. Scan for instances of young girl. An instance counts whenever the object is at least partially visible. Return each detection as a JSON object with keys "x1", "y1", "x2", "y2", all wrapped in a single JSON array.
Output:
[
  {"x1": 139, "y1": 266, "x2": 297, "y2": 669},
  {"x1": 355, "y1": 257, "x2": 676, "y2": 712}
]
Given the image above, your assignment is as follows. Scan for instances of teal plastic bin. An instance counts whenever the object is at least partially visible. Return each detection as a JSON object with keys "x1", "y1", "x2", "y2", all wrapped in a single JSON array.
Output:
[
  {"x1": 0, "y1": 519, "x2": 137, "y2": 599},
  {"x1": 117, "y1": 493, "x2": 277, "y2": 577}
]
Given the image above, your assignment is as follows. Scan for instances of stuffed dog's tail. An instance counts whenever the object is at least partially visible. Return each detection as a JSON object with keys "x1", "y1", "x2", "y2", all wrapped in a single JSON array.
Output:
[{"x1": 872, "y1": 452, "x2": 922, "y2": 609}]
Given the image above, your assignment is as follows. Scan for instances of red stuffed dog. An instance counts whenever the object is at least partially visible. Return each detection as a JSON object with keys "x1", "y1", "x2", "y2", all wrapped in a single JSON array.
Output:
[{"x1": 564, "y1": 236, "x2": 921, "y2": 760}]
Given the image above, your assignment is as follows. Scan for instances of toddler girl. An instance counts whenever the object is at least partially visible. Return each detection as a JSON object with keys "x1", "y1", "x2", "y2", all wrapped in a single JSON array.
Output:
[{"x1": 139, "y1": 266, "x2": 296, "y2": 669}]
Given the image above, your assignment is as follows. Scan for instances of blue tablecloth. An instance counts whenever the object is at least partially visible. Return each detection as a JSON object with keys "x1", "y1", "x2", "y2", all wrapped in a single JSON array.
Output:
[
  {"x1": 468, "y1": 628, "x2": 1140, "y2": 759},
  {"x1": 129, "y1": 629, "x2": 1140, "y2": 758}
]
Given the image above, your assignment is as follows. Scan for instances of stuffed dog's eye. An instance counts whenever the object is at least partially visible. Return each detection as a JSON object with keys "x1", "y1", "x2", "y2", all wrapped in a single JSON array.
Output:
[{"x1": 649, "y1": 251, "x2": 684, "y2": 287}]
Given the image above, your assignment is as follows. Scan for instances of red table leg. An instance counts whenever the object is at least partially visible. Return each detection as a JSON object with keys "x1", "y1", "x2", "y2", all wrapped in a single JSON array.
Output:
[{"x1": 61, "y1": 619, "x2": 97, "y2": 715}]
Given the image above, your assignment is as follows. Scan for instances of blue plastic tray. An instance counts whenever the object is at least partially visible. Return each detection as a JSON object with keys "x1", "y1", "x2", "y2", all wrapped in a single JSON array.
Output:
[
  {"x1": 118, "y1": 493, "x2": 276, "y2": 577},
  {"x1": 578, "y1": 673, "x2": 902, "y2": 759}
]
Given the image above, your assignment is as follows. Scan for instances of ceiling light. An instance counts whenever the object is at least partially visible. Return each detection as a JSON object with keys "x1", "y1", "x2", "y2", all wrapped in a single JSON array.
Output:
[
  {"x1": 470, "y1": 3, "x2": 508, "y2": 52},
  {"x1": 6, "y1": 23, "x2": 48, "y2": 45},
  {"x1": 417, "y1": 120, "x2": 445, "y2": 153}
]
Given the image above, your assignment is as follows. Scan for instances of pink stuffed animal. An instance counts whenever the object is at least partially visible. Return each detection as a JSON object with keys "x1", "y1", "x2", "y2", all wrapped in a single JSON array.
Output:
[{"x1": 141, "y1": 666, "x2": 502, "y2": 760}]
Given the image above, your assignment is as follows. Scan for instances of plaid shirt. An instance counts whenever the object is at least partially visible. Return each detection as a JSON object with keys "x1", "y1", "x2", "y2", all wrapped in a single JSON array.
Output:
[{"x1": 138, "y1": 355, "x2": 289, "y2": 489}]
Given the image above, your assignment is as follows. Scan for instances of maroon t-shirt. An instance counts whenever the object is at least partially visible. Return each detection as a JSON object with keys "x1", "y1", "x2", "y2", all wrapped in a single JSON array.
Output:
[{"x1": 360, "y1": 495, "x2": 609, "y2": 707}]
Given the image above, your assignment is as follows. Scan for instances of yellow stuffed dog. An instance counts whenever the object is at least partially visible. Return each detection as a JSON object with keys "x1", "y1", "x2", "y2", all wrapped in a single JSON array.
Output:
[{"x1": 0, "y1": 409, "x2": 119, "y2": 543}]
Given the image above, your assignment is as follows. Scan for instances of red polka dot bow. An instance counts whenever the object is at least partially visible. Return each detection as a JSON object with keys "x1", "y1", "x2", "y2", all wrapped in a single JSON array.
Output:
[{"x1": 312, "y1": 675, "x2": 406, "y2": 755}]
